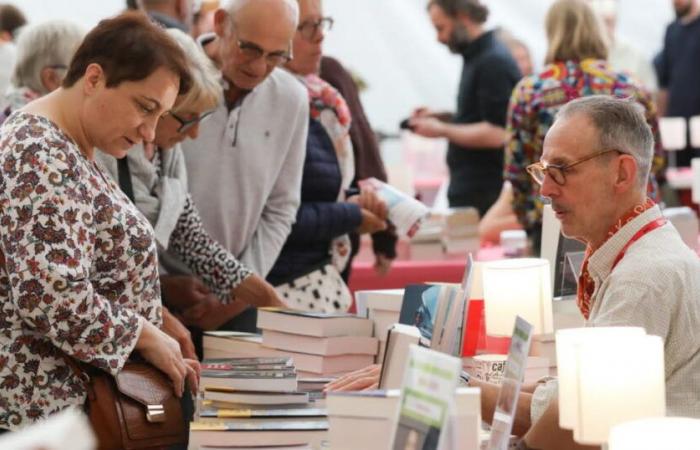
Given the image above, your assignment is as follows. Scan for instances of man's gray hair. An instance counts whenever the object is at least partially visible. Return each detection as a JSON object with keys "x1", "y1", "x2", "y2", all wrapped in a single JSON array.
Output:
[
  {"x1": 557, "y1": 95, "x2": 654, "y2": 188},
  {"x1": 224, "y1": 0, "x2": 299, "y2": 28},
  {"x1": 12, "y1": 20, "x2": 85, "y2": 95}
]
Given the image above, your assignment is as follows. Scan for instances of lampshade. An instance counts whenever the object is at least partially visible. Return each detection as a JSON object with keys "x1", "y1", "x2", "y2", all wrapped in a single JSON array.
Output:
[
  {"x1": 608, "y1": 417, "x2": 700, "y2": 450},
  {"x1": 482, "y1": 258, "x2": 552, "y2": 336},
  {"x1": 556, "y1": 327, "x2": 646, "y2": 430},
  {"x1": 574, "y1": 334, "x2": 666, "y2": 445}
]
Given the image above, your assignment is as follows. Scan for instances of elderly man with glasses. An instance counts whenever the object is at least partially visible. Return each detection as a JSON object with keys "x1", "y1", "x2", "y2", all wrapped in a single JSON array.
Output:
[
  {"x1": 508, "y1": 95, "x2": 700, "y2": 450},
  {"x1": 327, "y1": 96, "x2": 700, "y2": 450},
  {"x1": 180, "y1": 0, "x2": 308, "y2": 329}
]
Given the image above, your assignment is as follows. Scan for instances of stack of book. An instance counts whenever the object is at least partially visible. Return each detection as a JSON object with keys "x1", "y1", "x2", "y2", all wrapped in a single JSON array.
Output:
[
  {"x1": 356, "y1": 289, "x2": 404, "y2": 363},
  {"x1": 200, "y1": 357, "x2": 298, "y2": 393},
  {"x1": 441, "y1": 207, "x2": 480, "y2": 255},
  {"x1": 203, "y1": 331, "x2": 285, "y2": 360},
  {"x1": 193, "y1": 357, "x2": 329, "y2": 448},
  {"x1": 257, "y1": 308, "x2": 377, "y2": 377}
]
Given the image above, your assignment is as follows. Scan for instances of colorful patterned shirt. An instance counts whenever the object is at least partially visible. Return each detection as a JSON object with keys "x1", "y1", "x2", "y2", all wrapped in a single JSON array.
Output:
[
  {"x1": 504, "y1": 59, "x2": 665, "y2": 234},
  {"x1": 0, "y1": 112, "x2": 162, "y2": 430}
]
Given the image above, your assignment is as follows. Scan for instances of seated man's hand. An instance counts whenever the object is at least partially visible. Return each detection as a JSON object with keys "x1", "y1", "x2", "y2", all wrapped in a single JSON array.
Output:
[
  {"x1": 161, "y1": 307, "x2": 197, "y2": 360},
  {"x1": 324, "y1": 364, "x2": 381, "y2": 392},
  {"x1": 160, "y1": 275, "x2": 211, "y2": 312},
  {"x1": 232, "y1": 274, "x2": 286, "y2": 308}
]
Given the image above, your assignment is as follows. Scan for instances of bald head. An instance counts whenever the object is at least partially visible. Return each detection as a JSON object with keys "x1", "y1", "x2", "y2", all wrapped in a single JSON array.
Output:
[
  {"x1": 225, "y1": 0, "x2": 299, "y2": 29},
  {"x1": 213, "y1": 0, "x2": 299, "y2": 92}
]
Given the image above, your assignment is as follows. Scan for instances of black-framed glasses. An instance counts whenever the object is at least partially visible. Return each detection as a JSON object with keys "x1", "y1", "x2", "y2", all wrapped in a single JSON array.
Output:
[
  {"x1": 297, "y1": 17, "x2": 334, "y2": 41},
  {"x1": 168, "y1": 109, "x2": 215, "y2": 133},
  {"x1": 231, "y1": 28, "x2": 293, "y2": 67},
  {"x1": 526, "y1": 149, "x2": 621, "y2": 186}
]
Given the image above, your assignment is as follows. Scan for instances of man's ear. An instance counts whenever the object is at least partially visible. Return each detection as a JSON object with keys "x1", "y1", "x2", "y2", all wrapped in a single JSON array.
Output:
[
  {"x1": 213, "y1": 9, "x2": 230, "y2": 38},
  {"x1": 82, "y1": 63, "x2": 105, "y2": 96},
  {"x1": 614, "y1": 154, "x2": 639, "y2": 194}
]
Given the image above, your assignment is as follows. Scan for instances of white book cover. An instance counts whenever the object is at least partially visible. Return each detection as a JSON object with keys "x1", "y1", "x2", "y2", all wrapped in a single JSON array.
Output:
[
  {"x1": 378, "y1": 324, "x2": 422, "y2": 390},
  {"x1": 261, "y1": 329, "x2": 378, "y2": 356},
  {"x1": 257, "y1": 308, "x2": 373, "y2": 338}
]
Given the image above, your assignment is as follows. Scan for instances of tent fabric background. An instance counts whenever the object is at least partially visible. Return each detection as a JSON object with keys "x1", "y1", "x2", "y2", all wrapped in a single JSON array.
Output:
[{"x1": 11, "y1": 0, "x2": 673, "y2": 133}]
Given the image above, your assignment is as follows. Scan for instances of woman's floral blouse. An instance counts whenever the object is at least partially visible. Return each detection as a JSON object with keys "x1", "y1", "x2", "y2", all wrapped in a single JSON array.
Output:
[{"x1": 0, "y1": 112, "x2": 161, "y2": 430}]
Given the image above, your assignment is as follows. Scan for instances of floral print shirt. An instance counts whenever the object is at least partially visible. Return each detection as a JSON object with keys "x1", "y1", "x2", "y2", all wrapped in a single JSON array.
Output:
[
  {"x1": 504, "y1": 59, "x2": 665, "y2": 233},
  {"x1": 0, "y1": 112, "x2": 162, "y2": 430}
]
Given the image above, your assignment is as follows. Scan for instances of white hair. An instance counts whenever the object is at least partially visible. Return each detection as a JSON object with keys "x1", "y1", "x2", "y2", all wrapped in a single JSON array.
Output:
[
  {"x1": 12, "y1": 20, "x2": 85, "y2": 95},
  {"x1": 165, "y1": 28, "x2": 223, "y2": 112}
]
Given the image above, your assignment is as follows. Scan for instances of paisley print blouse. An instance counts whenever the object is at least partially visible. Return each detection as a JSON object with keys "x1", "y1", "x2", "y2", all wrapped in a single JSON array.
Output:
[{"x1": 0, "y1": 112, "x2": 162, "y2": 430}]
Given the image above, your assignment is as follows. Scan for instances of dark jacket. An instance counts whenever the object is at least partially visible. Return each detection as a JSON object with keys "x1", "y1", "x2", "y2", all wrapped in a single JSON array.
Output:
[
  {"x1": 320, "y1": 56, "x2": 398, "y2": 272},
  {"x1": 267, "y1": 118, "x2": 362, "y2": 285}
]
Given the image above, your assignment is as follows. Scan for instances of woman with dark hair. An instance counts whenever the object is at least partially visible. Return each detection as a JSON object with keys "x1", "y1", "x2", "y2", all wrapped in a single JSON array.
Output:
[{"x1": 0, "y1": 12, "x2": 196, "y2": 431}]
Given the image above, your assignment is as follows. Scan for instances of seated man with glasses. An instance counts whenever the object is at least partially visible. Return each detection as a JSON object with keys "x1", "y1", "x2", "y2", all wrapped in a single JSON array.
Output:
[
  {"x1": 180, "y1": 0, "x2": 309, "y2": 329},
  {"x1": 517, "y1": 95, "x2": 700, "y2": 449},
  {"x1": 327, "y1": 96, "x2": 700, "y2": 449}
]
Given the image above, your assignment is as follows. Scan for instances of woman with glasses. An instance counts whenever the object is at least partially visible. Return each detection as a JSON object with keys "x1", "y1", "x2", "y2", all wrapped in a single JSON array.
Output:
[
  {"x1": 0, "y1": 20, "x2": 84, "y2": 125},
  {"x1": 502, "y1": 0, "x2": 664, "y2": 252},
  {"x1": 265, "y1": 0, "x2": 388, "y2": 312},
  {"x1": 96, "y1": 28, "x2": 284, "y2": 342}
]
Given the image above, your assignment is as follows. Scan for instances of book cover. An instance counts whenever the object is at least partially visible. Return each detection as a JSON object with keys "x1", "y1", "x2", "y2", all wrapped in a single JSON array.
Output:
[
  {"x1": 190, "y1": 419, "x2": 329, "y2": 432},
  {"x1": 199, "y1": 407, "x2": 327, "y2": 419},
  {"x1": 390, "y1": 346, "x2": 463, "y2": 450},
  {"x1": 202, "y1": 357, "x2": 293, "y2": 371},
  {"x1": 259, "y1": 307, "x2": 358, "y2": 319}
]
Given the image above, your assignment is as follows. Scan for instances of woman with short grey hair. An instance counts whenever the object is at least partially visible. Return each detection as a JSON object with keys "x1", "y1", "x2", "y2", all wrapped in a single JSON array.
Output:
[{"x1": 0, "y1": 19, "x2": 84, "y2": 124}]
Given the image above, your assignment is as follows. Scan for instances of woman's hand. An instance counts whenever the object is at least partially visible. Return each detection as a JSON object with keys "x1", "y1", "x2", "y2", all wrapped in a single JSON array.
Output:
[
  {"x1": 348, "y1": 188, "x2": 388, "y2": 221},
  {"x1": 136, "y1": 319, "x2": 192, "y2": 398},
  {"x1": 356, "y1": 208, "x2": 387, "y2": 235},
  {"x1": 232, "y1": 274, "x2": 286, "y2": 308},
  {"x1": 181, "y1": 299, "x2": 249, "y2": 331},
  {"x1": 161, "y1": 307, "x2": 197, "y2": 360}
]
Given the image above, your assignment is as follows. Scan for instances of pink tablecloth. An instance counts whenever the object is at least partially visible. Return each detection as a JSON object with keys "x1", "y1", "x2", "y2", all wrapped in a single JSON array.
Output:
[{"x1": 348, "y1": 245, "x2": 504, "y2": 293}]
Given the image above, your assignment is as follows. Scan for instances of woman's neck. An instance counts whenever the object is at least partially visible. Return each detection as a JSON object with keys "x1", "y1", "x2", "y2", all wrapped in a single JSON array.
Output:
[{"x1": 25, "y1": 87, "x2": 94, "y2": 160}]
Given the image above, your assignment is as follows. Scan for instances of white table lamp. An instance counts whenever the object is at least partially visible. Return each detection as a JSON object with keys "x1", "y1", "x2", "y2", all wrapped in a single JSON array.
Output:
[
  {"x1": 574, "y1": 333, "x2": 666, "y2": 445},
  {"x1": 608, "y1": 417, "x2": 700, "y2": 450},
  {"x1": 556, "y1": 327, "x2": 646, "y2": 430},
  {"x1": 482, "y1": 258, "x2": 553, "y2": 337}
]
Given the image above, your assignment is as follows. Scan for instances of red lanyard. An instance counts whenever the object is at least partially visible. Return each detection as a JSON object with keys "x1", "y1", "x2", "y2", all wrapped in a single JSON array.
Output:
[{"x1": 611, "y1": 218, "x2": 667, "y2": 270}]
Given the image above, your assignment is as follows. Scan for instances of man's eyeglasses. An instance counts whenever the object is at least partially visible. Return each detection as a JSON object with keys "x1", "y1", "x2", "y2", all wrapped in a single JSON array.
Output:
[
  {"x1": 167, "y1": 109, "x2": 215, "y2": 133},
  {"x1": 297, "y1": 17, "x2": 334, "y2": 41},
  {"x1": 234, "y1": 36, "x2": 292, "y2": 67},
  {"x1": 526, "y1": 149, "x2": 621, "y2": 186}
]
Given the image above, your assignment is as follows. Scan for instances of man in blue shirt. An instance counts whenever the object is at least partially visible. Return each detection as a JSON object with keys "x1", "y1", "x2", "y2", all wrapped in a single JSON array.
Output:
[
  {"x1": 656, "y1": 0, "x2": 700, "y2": 166},
  {"x1": 410, "y1": 0, "x2": 521, "y2": 216}
]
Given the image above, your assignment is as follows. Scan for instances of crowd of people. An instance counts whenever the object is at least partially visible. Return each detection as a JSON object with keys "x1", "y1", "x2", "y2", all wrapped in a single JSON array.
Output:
[{"x1": 0, "y1": 0, "x2": 698, "y2": 448}]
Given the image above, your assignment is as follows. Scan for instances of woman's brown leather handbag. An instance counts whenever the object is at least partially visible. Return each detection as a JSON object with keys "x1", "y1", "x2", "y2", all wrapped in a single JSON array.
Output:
[{"x1": 66, "y1": 358, "x2": 188, "y2": 450}]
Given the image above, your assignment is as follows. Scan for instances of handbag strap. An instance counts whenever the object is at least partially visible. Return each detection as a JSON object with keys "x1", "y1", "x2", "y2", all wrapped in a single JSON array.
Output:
[{"x1": 117, "y1": 157, "x2": 136, "y2": 202}]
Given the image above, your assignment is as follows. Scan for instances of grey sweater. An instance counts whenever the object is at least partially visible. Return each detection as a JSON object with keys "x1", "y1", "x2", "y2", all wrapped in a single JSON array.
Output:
[{"x1": 181, "y1": 68, "x2": 309, "y2": 276}]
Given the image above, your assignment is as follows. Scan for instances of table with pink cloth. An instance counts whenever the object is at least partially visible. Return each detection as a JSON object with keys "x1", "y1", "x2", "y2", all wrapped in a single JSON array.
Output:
[{"x1": 348, "y1": 243, "x2": 504, "y2": 293}]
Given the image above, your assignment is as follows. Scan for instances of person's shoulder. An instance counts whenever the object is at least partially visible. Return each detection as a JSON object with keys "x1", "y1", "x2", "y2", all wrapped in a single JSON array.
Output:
[
  {"x1": 264, "y1": 69, "x2": 307, "y2": 105},
  {"x1": 616, "y1": 225, "x2": 700, "y2": 285}
]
